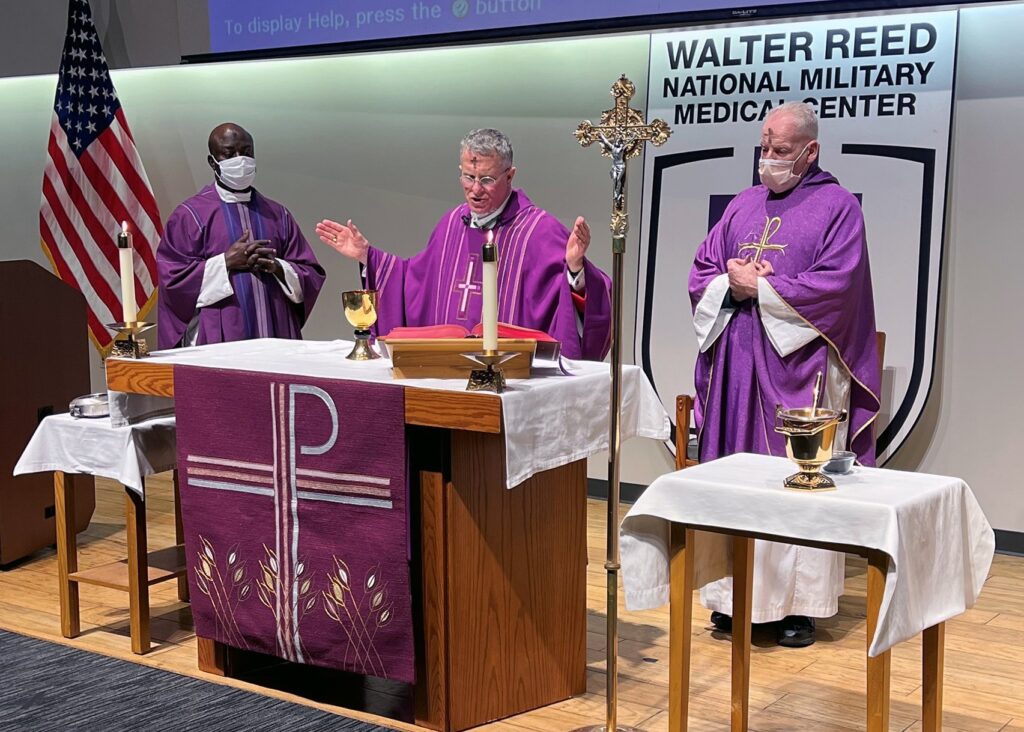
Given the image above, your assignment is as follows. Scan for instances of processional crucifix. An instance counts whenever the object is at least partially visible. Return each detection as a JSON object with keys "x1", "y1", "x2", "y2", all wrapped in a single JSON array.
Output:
[{"x1": 573, "y1": 76, "x2": 671, "y2": 732}]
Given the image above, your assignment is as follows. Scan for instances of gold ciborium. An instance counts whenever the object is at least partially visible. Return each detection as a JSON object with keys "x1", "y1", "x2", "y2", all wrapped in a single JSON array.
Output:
[
  {"x1": 774, "y1": 406, "x2": 848, "y2": 491},
  {"x1": 342, "y1": 289, "x2": 380, "y2": 360}
]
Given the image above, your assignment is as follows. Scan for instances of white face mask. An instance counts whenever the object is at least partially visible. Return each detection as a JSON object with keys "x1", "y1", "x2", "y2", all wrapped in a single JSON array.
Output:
[
  {"x1": 758, "y1": 143, "x2": 811, "y2": 194},
  {"x1": 215, "y1": 155, "x2": 257, "y2": 191}
]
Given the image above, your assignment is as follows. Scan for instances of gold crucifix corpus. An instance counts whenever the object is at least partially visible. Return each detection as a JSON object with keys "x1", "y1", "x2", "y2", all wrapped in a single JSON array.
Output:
[
  {"x1": 739, "y1": 215, "x2": 788, "y2": 262},
  {"x1": 575, "y1": 75, "x2": 671, "y2": 243}
]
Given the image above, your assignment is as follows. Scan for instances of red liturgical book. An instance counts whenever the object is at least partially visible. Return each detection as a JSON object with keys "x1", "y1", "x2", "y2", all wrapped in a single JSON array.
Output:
[{"x1": 383, "y1": 322, "x2": 560, "y2": 360}]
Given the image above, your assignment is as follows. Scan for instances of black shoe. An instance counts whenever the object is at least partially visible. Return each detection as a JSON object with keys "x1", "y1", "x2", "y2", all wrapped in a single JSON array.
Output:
[
  {"x1": 777, "y1": 615, "x2": 816, "y2": 647},
  {"x1": 710, "y1": 611, "x2": 732, "y2": 633}
]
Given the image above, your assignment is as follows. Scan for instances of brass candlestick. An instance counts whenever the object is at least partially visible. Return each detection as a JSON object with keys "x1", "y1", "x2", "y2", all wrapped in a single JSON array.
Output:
[
  {"x1": 463, "y1": 350, "x2": 516, "y2": 393},
  {"x1": 342, "y1": 289, "x2": 380, "y2": 360},
  {"x1": 105, "y1": 321, "x2": 155, "y2": 359}
]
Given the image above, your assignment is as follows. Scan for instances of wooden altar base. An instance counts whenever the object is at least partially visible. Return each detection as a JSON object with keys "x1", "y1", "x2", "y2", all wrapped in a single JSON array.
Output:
[{"x1": 196, "y1": 426, "x2": 588, "y2": 732}]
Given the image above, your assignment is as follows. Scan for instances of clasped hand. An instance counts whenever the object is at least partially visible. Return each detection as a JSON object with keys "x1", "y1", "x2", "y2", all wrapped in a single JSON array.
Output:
[
  {"x1": 225, "y1": 232, "x2": 277, "y2": 274},
  {"x1": 726, "y1": 257, "x2": 774, "y2": 301}
]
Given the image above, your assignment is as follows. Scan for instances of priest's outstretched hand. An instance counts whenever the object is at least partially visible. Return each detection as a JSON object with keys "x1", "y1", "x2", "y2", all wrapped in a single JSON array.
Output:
[
  {"x1": 565, "y1": 216, "x2": 591, "y2": 272},
  {"x1": 316, "y1": 219, "x2": 370, "y2": 265}
]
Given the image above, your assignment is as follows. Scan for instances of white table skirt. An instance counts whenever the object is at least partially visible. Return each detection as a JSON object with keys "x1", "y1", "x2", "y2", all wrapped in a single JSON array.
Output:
[
  {"x1": 122, "y1": 338, "x2": 670, "y2": 488},
  {"x1": 14, "y1": 413, "x2": 177, "y2": 496},
  {"x1": 620, "y1": 453, "x2": 995, "y2": 656}
]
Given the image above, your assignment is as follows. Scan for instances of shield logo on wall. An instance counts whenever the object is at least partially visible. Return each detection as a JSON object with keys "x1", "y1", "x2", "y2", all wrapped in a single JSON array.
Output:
[{"x1": 636, "y1": 12, "x2": 956, "y2": 465}]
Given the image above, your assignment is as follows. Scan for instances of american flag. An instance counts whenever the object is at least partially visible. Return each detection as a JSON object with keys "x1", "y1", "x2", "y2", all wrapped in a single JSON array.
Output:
[{"x1": 39, "y1": 0, "x2": 162, "y2": 351}]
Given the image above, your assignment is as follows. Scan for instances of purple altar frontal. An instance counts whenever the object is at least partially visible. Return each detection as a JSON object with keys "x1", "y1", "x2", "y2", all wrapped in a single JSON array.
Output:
[{"x1": 175, "y1": 365, "x2": 413, "y2": 683}]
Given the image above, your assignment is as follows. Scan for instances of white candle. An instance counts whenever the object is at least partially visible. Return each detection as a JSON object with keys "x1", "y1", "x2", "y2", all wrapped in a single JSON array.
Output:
[
  {"x1": 481, "y1": 229, "x2": 498, "y2": 353},
  {"x1": 117, "y1": 221, "x2": 137, "y2": 324}
]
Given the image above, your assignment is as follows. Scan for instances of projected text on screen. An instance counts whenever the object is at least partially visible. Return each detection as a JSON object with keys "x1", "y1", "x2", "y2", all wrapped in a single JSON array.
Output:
[{"x1": 207, "y1": 0, "x2": 814, "y2": 54}]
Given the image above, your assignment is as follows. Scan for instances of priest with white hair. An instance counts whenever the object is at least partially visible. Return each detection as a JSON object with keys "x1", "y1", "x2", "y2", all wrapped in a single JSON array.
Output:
[{"x1": 688, "y1": 102, "x2": 881, "y2": 646}]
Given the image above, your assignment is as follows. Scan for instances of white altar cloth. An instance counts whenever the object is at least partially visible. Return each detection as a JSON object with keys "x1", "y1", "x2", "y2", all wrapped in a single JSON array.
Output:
[
  {"x1": 14, "y1": 413, "x2": 177, "y2": 496},
  {"x1": 620, "y1": 453, "x2": 995, "y2": 656},
  {"x1": 105, "y1": 338, "x2": 670, "y2": 488}
]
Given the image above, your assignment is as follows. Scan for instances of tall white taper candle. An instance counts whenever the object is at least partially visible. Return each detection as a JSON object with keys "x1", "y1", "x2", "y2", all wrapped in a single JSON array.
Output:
[
  {"x1": 481, "y1": 229, "x2": 498, "y2": 353},
  {"x1": 117, "y1": 221, "x2": 137, "y2": 324}
]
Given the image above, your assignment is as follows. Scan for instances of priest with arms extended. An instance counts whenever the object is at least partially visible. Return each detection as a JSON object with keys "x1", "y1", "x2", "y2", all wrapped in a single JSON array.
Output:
[
  {"x1": 316, "y1": 128, "x2": 612, "y2": 360},
  {"x1": 689, "y1": 102, "x2": 880, "y2": 647},
  {"x1": 157, "y1": 123, "x2": 326, "y2": 348}
]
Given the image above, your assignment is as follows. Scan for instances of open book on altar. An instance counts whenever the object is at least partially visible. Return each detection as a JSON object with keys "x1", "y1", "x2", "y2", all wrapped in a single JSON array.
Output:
[{"x1": 381, "y1": 322, "x2": 561, "y2": 362}]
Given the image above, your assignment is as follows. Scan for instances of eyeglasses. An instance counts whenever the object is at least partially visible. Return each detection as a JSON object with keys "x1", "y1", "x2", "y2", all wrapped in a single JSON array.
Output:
[{"x1": 458, "y1": 167, "x2": 510, "y2": 189}]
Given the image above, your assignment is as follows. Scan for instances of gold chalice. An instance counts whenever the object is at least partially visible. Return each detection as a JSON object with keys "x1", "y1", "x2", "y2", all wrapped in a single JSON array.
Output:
[
  {"x1": 342, "y1": 289, "x2": 380, "y2": 360},
  {"x1": 774, "y1": 406, "x2": 848, "y2": 490}
]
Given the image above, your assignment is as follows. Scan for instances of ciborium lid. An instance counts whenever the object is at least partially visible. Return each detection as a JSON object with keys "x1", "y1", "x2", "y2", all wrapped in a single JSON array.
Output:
[
  {"x1": 776, "y1": 406, "x2": 847, "y2": 435},
  {"x1": 777, "y1": 406, "x2": 843, "y2": 421}
]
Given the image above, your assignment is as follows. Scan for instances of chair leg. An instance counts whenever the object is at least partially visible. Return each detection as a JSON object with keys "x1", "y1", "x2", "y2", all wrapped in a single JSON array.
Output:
[
  {"x1": 125, "y1": 487, "x2": 151, "y2": 654},
  {"x1": 54, "y1": 472, "x2": 80, "y2": 638},
  {"x1": 675, "y1": 395, "x2": 694, "y2": 470}
]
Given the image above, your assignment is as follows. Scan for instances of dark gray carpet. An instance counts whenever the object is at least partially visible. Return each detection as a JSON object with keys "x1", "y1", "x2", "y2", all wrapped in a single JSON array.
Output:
[{"x1": 0, "y1": 630, "x2": 395, "y2": 731}]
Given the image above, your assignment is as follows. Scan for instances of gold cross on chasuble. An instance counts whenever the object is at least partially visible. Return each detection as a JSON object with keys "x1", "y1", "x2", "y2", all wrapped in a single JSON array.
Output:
[{"x1": 739, "y1": 216, "x2": 788, "y2": 262}]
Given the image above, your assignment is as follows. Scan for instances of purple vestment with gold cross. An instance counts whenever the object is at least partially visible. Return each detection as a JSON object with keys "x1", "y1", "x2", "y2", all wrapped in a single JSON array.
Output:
[{"x1": 690, "y1": 164, "x2": 881, "y2": 464}]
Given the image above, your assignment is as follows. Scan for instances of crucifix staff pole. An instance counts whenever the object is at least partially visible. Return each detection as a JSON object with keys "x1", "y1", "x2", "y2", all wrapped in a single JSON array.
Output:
[{"x1": 572, "y1": 75, "x2": 671, "y2": 732}]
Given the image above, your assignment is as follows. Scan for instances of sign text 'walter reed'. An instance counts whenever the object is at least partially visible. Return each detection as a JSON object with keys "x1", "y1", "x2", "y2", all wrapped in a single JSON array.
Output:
[{"x1": 664, "y1": 22, "x2": 940, "y2": 124}]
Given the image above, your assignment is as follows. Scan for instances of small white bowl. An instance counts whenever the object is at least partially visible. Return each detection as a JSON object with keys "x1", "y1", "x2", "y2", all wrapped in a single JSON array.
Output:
[{"x1": 824, "y1": 451, "x2": 856, "y2": 474}]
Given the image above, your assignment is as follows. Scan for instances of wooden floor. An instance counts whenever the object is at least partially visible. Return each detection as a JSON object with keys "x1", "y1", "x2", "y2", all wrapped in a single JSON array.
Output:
[{"x1": 2, "y1": 473, "x2": 1022, "y2": 732}]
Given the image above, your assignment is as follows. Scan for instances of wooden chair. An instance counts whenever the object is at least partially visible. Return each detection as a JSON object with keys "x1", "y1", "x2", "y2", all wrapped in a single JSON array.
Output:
[{"x1": 675, "y1": 331, "x2": 886, "y2": 470}]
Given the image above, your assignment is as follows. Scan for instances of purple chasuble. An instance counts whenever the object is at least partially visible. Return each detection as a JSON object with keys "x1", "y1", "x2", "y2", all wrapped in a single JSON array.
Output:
[
  {"x1": 175, "y1": 366, "x2": 414, "y2": 682},
  {"x1": 364, "y1": 189, "x2": 612, "y2": 360},
  {"x1": 157, "y1": 184, "x2": 326, "y2": 349},
  {"x1": 690, "y1": 164, "x2": 880, "y2": 464}
]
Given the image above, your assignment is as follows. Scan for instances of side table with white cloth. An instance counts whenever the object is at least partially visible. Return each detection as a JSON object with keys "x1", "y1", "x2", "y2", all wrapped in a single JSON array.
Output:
[
  {"x1": 14, "y1": 413, "x2": 185, "y2": 654},
  {"x1": 620, "y1": 453, "x2": 995, "y2": 732},
  {"x1": 104, "y1": 338, "x2": 671, "y2": 732}
]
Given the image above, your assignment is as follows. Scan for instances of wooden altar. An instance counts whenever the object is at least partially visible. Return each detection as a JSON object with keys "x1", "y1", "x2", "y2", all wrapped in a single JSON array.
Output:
[{"x1": 106, "y1": 356, "x2": 587, "y2": 732}]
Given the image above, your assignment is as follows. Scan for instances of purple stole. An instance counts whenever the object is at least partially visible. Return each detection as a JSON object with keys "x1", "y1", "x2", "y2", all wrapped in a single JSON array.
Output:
[{"x1": 217, "y1": 199, "x2": 272, "y2": 340}]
